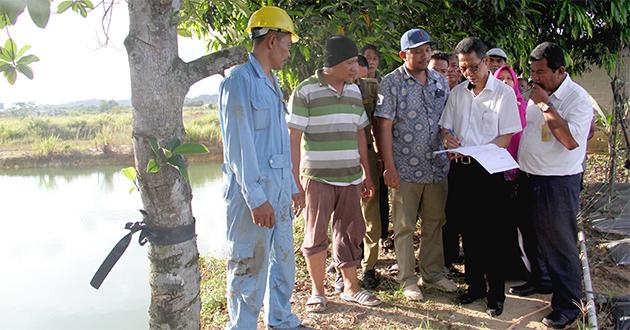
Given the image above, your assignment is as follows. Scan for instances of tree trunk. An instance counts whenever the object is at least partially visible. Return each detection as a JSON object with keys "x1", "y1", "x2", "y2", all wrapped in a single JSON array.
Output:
[
  {"x1": 607, "y1": 45, "x2": 629, "y2": 207},
  {"x1": 124, "y1": 0, "x2": 245, "y2": 328}
]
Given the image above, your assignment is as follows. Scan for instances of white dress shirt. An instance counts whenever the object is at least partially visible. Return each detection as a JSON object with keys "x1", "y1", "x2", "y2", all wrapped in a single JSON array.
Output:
[
  {"x1": 518, "y1": 74, "x2": 593, "y2": 176},
  {"x1": 439, "y1": 73, "x2": 522, "y2": 146}
]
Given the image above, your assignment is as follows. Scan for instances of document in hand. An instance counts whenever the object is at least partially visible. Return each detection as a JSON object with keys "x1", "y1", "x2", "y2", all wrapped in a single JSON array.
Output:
[{"x1": 433, "y1": 144, "x2": 519, "y2": 174}]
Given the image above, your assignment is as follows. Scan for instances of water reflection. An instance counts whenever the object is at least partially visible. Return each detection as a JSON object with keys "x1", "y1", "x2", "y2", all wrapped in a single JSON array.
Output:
[{"x1": 0, "y1": 162, "x2": 226, "y2": 330}]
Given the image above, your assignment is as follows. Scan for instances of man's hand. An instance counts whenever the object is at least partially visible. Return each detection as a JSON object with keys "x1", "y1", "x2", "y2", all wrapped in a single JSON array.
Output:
[
  {"x1": 361, "y1": 176, "x2": 375, "y2": 199},
  {"x1": 376, "y1": 158, "x2": 384, "y2": 175},
  {"x1": 383, "y1": 166, "x2": 400, "y2": 189},
  {"x1": 292, "y1": 191, "x2": 305, "y2": 217},
  {"x1": 442, "y1": 132, "x2": 461, "y2": 149},
  {"x1": 530, "y1": 83, "x2": 550, "y2": 105},
  {"x1": 251, "y1": 202, "x2": 275, "y2": 228}
]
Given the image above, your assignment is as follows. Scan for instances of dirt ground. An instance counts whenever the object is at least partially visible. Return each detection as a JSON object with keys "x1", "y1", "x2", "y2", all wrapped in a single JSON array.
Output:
[{"x1": 257, "y1": 155, "x2": 630, "y2": 330}]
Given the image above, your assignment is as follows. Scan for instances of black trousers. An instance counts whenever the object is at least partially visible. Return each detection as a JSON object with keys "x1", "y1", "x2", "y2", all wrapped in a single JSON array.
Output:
[
  {"x1": 446, "y1": 158, "x2": 508, "y2": 304},
  {"x1": 516, "y1": 172, "x2": 552, "y2": 288},
  {"x1": 521, "y1": 172, "x2": 583, "y2": 319}
]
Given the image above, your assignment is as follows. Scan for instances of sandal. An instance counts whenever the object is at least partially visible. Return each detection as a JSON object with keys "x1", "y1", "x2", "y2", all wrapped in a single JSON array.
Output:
[
  {"x1": 305, "y1": 294, "x2": 327, "y2": 313},
  {"x1": 340, "y1": 289, "x2": 381, "y2": 306},
  {"x1": 380, "y1": 237, "x2": 394, "y2": 251}
]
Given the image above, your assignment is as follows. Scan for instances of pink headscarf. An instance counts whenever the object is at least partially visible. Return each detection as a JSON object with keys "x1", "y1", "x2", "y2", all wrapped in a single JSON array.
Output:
[{"x1": 494, "y1": 65, "x2": 526, "y2": 181}]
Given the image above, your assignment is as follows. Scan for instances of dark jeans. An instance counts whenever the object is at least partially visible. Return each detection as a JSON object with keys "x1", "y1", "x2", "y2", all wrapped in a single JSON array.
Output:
[
  {"x1": 446, "y1": 159, "x2": 508, "y2": 304},
  {"x1": 522, "y1": 172, "x2": 583, "y2": 319}
]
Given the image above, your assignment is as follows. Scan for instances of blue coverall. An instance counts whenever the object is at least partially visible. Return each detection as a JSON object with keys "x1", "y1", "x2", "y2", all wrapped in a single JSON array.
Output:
[{"x1": 219, "y1": 53, "x2": 301, "y2": 330}]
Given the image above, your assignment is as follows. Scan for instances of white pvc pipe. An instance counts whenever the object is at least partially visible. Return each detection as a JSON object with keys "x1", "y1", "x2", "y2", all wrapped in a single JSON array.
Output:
[{"x1": 579, "y1": 231, "x2": 598, "y2": 329}]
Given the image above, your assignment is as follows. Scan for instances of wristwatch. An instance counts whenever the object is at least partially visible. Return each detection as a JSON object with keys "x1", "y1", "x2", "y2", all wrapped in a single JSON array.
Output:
[{"x1": 537, "y1": 102, "x2": 551, "y2": 112}]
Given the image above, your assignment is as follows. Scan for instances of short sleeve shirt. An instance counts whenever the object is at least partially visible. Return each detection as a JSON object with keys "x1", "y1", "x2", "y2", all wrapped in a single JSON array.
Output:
[
  {"x1": 375, "y1": 66, "x2": 450, "y2": 183},
  {"x1": 438, "y1": 74, "x2": 522, "y2": 146},
  {"x1": 287, "y1": 70, "x2": 369, "y2": 186},
  {"x1": 518, "y1": 75, "x2": 593, "y2": 175}
]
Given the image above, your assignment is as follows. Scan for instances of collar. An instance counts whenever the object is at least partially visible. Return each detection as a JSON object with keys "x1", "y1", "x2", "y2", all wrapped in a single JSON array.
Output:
[
  {"x1": 315, "y1": 69, "x2": 327, "y2": 86},
  {"x1": 248, "y1": 53, "x2": 267, "y2": 79},
  {"x1": 550, "y1": 73, "x2": 571, "y2": 101},
  {"x1": 466, "y1": 71, "x2": 497, "y2": 92},
  {"x1": 315, "y1": 68, "x2": 352, "y2": 90},
  {"x1": 249, "y1": 53, "x2": 282, "y2": 97},
  {"x1": 400, "y1": 65, "x2": 438, "y2": 84}
]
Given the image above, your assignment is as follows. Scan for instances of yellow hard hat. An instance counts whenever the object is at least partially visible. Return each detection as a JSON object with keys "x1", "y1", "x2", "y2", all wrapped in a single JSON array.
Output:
[{"x1": 246, "y1": 6, "x2": 299, "y2": 43}]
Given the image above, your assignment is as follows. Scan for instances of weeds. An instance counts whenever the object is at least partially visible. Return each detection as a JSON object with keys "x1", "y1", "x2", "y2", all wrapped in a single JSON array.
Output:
[
  {"x1": 200, "y1": 256, "x2": 229, "y2": 328},
  {"x1": 33, "y1": 135, "x2": 61, "y2": 156},
  {"x1": 0, "y1": 108, "x2": 220, "y2": 155}
]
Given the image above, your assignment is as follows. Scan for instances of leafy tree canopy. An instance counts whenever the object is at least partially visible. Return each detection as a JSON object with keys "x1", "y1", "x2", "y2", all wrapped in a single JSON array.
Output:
[{"x1": 187, "y1": 0, "x2": 628, "y2": 89}]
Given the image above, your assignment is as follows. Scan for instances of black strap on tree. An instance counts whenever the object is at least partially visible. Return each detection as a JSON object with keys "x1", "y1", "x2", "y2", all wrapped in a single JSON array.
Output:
[{"x1": 90, "y1": 209, "x2": 196, "y2": 289}]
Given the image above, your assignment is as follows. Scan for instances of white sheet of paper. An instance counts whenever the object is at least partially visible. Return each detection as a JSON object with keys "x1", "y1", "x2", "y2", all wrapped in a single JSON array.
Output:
[{"x1": 433, "y1": 144, "x2": 519, "y2": 174}]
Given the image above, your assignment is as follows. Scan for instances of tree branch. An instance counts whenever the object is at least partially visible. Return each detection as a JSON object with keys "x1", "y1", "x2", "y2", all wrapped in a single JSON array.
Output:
[{"x1": 184, "y1": 45, "x2": 248, "y2": 87}]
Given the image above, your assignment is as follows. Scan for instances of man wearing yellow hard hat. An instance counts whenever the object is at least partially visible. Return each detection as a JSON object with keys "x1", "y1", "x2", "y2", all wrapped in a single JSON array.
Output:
[{"x1": 218, "y1": 6, "x2": 307, "y2": 330}]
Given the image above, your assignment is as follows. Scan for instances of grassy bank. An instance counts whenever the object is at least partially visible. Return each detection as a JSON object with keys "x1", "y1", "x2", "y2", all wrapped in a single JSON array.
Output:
[{"x1": 0, "y1": 106, "x2": 222, "y2": 158}]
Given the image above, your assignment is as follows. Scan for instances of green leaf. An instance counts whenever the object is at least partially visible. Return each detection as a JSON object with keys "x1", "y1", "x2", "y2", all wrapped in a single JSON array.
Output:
[
  {"x1": 17, "y1": 54, "x2": 39, "y2": 65},
  {"x1": 82, "y1": 0, "x2": 94, "y2": 9},
  {"x1": 16, "y1": 64, "x2": 33, "y2": 79},
  {"x1": 27, "y1": 0, "x2": 51, "y2": 28},
  {"x1": 121, "y1": 166, "x2": 137, "y2": 182},
  {"x1": 0, "y1": 48, "x2": 12, "y2": 62},
  {"x1": 78, "y1": 4, "x2": 87, "y2": 17},
  {"x1": 167, "y1": 155, "x2": 189, "y2": 182},
  {"x1": 16, "y1": 44, "x2": 31, "y2": 58},
  {"x1": 4, "y1": 39, "x2": 17, "y2": 59},
  {"x1": 0, "y1": 0, "x2": 27, "y2": 25},
  {"x1": 0, "y1": 63, "x2": 12, "y2": 73},
  {"x1": 163, "y1": 148, "x2": 172, "y2": 159},
  {"x1": 172, "y1": 143, "x2": 208, "y2": 155},
  {"x1": 146, "y1": 159, "x2": 160, "y2": 173},
  {"x1": 57, "y1": 0, "x2": 73, "y2": 13},
  {"x1": 148, "y1": 137, "x2": 163, "y2": 161},
  {"x1": 128, "y1": 186, "x2": 136, "y2": 193},
  {"x1": 4, "y1": 66, "x2": 17, "y2": 84},
  {"x1": 163, "y1": 137, "x2": 181, "y2": 151},
  {"x1": 177, "y1": 28, "x2": 192, "y2": 38}
]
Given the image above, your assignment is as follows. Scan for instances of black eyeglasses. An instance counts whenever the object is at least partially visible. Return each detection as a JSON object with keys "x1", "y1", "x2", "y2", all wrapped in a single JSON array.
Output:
[{"x1": 458, "y1": 59, "x2": 483, "y2": 74}]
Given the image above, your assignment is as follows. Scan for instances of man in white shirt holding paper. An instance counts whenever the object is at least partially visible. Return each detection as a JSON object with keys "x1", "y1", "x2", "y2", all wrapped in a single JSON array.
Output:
[
  {"x1": 516, "y1": 42, "x2": 593, "y2": 329},
  {"x1": 438, "y1": 37, "x2": 521, "y2": 317}
]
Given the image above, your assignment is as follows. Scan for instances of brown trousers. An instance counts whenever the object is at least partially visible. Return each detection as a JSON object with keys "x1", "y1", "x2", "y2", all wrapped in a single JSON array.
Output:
[{"x1": 301, "y1": 179, "x2": 366, "y2": 269}]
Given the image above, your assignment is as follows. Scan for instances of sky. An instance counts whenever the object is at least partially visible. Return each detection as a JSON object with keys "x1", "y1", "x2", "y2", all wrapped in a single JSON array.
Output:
[{"x1": 0, "y1": 4, "x2": 224, "y2": 107}]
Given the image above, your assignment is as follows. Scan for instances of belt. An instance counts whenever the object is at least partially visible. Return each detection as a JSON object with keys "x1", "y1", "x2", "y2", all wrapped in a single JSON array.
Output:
[{"x1": 453, "y1": 156, "x2": 472, "y2": 164}]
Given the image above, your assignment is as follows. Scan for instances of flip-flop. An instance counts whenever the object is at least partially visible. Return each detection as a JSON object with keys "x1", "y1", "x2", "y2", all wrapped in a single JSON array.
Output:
[
  {"x1": 305, "y1": 294, "x2": 327, "y2": 313},
  {"x1": 340, "y1": 289, "x2": 381, "y2": 306}
]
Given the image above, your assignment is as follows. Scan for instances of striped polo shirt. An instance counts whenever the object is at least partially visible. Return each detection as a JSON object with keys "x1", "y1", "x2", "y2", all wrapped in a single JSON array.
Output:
[{"x1": 288, "y1": 69, "x2": 369, "y2": 186}]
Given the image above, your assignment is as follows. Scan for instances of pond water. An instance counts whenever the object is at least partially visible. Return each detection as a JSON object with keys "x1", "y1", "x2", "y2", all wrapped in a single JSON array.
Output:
[{"x1": 0, "y1": 163, "x2": 227, "y2": 329}]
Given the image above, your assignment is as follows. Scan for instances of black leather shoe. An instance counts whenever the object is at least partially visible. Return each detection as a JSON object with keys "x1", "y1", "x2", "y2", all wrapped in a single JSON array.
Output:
[
  {"x1": 509, "y1": 282, "x2": 552, "y2": 296},
  {"x1": 457, "y1": 290, "x2": 486, "y2": 304},
  {"x1": 486, "y1": 301, "x2": 504, "y2": 317},
  {"x1": 542, "y1": 311, "x2": 576, "y2": 329}
]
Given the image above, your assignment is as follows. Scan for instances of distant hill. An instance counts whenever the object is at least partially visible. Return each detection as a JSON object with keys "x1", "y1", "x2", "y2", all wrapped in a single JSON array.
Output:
[{"x1": 43, "y1": 94, "x2": 218, "y2": 109}]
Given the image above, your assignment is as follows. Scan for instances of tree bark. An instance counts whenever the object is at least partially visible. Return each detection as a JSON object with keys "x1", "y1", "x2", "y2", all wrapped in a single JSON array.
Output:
[
  {"x1": 124, "y1": 0, "x2": 245, "y2": 328},
  {"x1": 607, "y1": 45, "x2": 629, "y2": 208}
]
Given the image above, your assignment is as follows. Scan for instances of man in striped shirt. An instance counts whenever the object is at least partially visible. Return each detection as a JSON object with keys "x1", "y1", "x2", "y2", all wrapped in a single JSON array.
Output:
[{"x1": 289, "y1": 35, "x2": 381, "y2": 311}]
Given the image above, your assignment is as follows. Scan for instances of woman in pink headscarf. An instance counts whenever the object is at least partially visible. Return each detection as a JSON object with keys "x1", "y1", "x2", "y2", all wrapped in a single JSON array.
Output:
[{"x1": 495, "y1": 65, "x2": 527, "y2": 181}]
